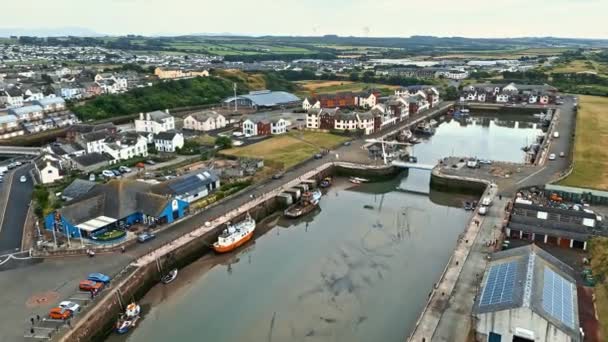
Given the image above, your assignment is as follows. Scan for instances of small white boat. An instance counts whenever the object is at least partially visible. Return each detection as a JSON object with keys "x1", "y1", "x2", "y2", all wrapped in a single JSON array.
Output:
[
  {"x1": 429, "y1": 119, "x2": 438, "y2": 126},
  {"x1": 350, "y1": 177, "x2": 369, "y2": 184},
  {"x1": 116, "y1": 303, "x2": 141, "y2": 334},
  {"x1": 161, "y1": 269, "x2": 178, "y2": 284}
]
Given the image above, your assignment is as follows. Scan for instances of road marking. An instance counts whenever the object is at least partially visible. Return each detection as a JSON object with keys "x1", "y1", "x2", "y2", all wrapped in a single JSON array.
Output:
[{"x1": 516, "y1": 167, "x2": 547, "y2": 185}]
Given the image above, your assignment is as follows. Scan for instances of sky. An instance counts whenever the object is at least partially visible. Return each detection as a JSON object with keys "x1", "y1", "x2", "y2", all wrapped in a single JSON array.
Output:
[{"x1": 2, "y1": 0, "x2": 607, "y2": 38}]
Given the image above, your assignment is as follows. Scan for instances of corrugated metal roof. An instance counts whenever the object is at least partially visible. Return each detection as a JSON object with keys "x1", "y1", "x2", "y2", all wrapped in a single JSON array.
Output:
[
  {"x1": 0, "y1": 114, "x2": 18, "y2": 124},
  {"x1": 224, "y1": 90, "x2": 300, "y2": 107}
]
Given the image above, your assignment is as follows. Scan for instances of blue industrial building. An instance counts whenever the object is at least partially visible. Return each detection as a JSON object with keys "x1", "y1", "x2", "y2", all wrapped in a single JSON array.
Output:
[
  {"x1": 222, "y1": 90, "x2": 300, "y2": 109},
  {"x1": 44, "y1": 180, "x2": 188, "y2": 239}
]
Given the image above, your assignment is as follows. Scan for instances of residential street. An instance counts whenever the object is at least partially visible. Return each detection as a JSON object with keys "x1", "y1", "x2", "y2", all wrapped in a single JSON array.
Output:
[{"x1": 0, "y1": 164, "x2": 34, "y2": 254}]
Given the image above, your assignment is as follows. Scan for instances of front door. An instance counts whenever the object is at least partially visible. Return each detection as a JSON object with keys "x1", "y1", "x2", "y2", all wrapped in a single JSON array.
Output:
[{"x1": 488, "y1": 332, "x2": 501, "y2": 342}]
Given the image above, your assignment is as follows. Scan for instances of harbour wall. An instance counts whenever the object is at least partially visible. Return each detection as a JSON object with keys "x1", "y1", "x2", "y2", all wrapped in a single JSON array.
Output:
[{"x1": 60, "y1": 162, "x2": 481, "y2": 342}]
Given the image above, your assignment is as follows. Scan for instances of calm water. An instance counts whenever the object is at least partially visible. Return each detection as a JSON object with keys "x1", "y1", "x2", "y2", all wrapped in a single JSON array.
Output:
[
  {"x1": 413, "y1": 114, "x2": 544, "y2": 164},
  {"x1": 108, "y1": 112, "x2": 536, "y2": 342},
  {"x1": 111, "y1": 178, "x2": 472, "y2": 342}
]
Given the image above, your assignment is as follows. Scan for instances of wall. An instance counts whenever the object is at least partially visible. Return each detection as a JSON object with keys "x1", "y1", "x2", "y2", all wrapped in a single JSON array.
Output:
[
  {"x1": 430, "y1": 172, "x2": 487, "y2": 195},
  {"x1": 475, "y1": 307, "x2": 576, "y2": 342}
]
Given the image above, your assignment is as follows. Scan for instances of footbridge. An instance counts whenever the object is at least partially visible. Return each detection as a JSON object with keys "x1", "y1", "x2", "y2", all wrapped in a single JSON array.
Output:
[
  {"x1": 0, "y1": 146, "x2": 42, "y2": 156},
  {"x1": 391, "y1": 160, "x2": 435, "y2": 171}
]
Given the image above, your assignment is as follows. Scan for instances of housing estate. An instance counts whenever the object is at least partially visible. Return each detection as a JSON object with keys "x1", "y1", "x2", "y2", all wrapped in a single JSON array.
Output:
[{"x1": 460, "y1": 83, "x2": 558, "y2": 104}]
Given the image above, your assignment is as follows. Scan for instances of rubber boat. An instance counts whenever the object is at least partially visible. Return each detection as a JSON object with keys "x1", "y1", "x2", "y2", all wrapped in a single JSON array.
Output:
[
  {"x1": 320, "y1": 177, "x2": 332, "y2": 188},
  {"x1": 116, "y1": 303, "x2": 141, "y2": 334},
  {"x1": 213, "y1": 214, "x2": 256, "y2": 253},
  {"x1": 161, "y1": 269, "x2": 178, "y2": 284}
]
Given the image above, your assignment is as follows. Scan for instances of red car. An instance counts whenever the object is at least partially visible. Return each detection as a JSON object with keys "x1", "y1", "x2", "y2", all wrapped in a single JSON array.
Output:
[
  {"x1": 49, "y1": 307, "x2": 72, "y2": 320},
  {"x1": 79, "y1": 280, "x2": 104, "y2": 292}
]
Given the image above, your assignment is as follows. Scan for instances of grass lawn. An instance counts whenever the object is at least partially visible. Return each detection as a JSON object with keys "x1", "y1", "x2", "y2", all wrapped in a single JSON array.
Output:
[
  {"x1": 222, "y1": 132, "x2": 347, "y2": 169},
  {"x1": 559, "y1": 95, "x2": 608, "y2": 190},
  {"x1": 295, "y1": 80, "x2": 399, "y2": 97},
  {"x1": 552, "y1": 59, "x2": 599, "y2": 74}
]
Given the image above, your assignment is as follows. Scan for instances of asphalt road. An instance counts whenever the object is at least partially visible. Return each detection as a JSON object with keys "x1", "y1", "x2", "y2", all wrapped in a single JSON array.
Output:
[{"x1": 0, "y1": 165, "x2": 34, "y2": 253}]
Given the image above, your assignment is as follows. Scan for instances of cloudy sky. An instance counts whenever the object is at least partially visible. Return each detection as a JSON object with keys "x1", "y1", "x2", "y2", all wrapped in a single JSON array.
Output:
[{"x1": 2, "y1": 0, "x2": 607, "y2": 38}]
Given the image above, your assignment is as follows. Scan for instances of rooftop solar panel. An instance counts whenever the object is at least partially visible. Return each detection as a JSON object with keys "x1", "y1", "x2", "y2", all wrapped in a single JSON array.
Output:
[
  {"x1": 479, "y1": 261, "x2": 518, "y2": 306},
  {"x1": 542, "y1": 267, "x2": 575, "y2": 329}
]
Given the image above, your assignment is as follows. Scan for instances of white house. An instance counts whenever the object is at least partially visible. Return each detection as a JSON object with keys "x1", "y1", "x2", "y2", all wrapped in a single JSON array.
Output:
[
  {"x1": 34, "y1": 97, "x2": 66, "y2": 113},
  {"x1": 496, "y1": 93, "x2": 510, "y2": 103},
  {"x1": 3, "y1": 88, "x2": 24, "y2": 108},
  {"x1": 477, "y1": 93, "x2": 487, "y2": 102},
  {"x1": 333, "y1": 111, "x2": 375, "y2": 135},
  {"x1": 79, "y1": 130, "x2": 109, "y2": 154},
  {"x1": 528, "y1": 95, "x2": 538, "y2": 104},
  {"x1": 8, "y1": 105, "x2": 44, "y2": 122},
  {"x1": 24, "y1": 88, "x2": 45, "y2": 102},
  {"x1": 35, "y1": 154, "x2": 63, "y2": 184},
  {"x1": 183, "y1": 111, "x2": 227, "y2": 131},
  {"x1": 153, "y1": 132, "x2": 185, "y2": 153},
  {"x1": 134, "y1": 110, "x2": 175, "y2": 134},
  {"x1": 354, "y1": 91, "x2": 379, "y2": 109},
  {"x1": 103, "y1": 133, "x2": 148, "y2": 161},
  {"x1": 539, "y1": 94, "x2": 550, "y2": 104},
  {"x1": 270, "y1": 118, "x2": 288, "y2": 135},
  {"x1": 302, "y1": 98, "x2": 321, "y2": 111}
]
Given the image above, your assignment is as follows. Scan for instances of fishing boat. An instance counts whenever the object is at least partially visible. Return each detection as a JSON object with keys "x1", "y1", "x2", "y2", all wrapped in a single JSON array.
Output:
[
  {"x1": 349, "y1": 177, "x2": 369, "y2": 184},
  {"x1": 320, "y1": 177, "x2": 332, "y2": 188},
  {"x1": 408, "y1": 136, "x2": 421, "y2": 144},
  {"x1": 213, "y1": 214, "x2": 256, "y2": 253},
  {"x1": 116, "y1": 303, "x2": 141, "y2": 334},
  {"x1": 397, "y1": 129, "x2": 413, "y2": 142},
  {"x1": 414, "y1": 122, "x2": 435, "y2": 136},
  {"x1": 463, "y1": 201, "x2": 473, "y2": 211},
  {"x1": 161, "y1": 269, "x2": 178, "y2": 284},
  {"x1": 284, "y1": 189, "x2": 322, "y2": 218}
]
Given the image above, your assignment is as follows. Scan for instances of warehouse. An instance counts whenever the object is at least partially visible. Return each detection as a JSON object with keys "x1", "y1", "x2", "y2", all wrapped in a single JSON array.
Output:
[
  {"x1": 473, "y1": 245, "x2": 581, "y2": 342},
  {"x1": 152, "y1": 169, "x2": 220, "y2": 203},
  {"x1": 222, "y1": 90, "x2": 300, "y2": 109}
]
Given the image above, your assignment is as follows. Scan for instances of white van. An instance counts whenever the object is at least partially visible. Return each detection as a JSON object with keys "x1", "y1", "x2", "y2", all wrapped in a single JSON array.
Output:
[
  {"x1": 553, "y1": 131, "x2": 560, "y2": 138},
  {"x1": 481, "y1": 197, "x2": 493, "y2": 206},
  {"x1": 479, "y1": 206, "x2": 488, "y2": 216}
]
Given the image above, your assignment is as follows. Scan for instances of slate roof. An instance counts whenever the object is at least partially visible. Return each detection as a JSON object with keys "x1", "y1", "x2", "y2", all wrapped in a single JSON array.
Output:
[
  {"x1": 188, "y1": 111, "x2": 223, "y2": 122},
  {"x1": 61, "y1": 179, "x2": 96, "y2": 200},
  {"x1": 152, "y1": 169, "x2": 219, "y2": 197},
  {"x1": 0, "y1": 114, "x2": 18, "y2": 124},
  {"x1": 58, "y1": 180, "x2": 172, "y2": 225},
  {"x1": 34, "y1": 97, "x2": 65, "y2": 106},
  {"x1": 72, "y1": 152, "x2": 113, "y2": 167},
  {"x1": 8, "y1": 105, "x2": 43, "y2": 116},
  {"x1": 147, "y1": 110, "x2": 172, "y2": 123},
  {"x1": 154, "y1": 131, "x2": 180, "y2": 141},
  {"x1": 81, "y1": 129, "x2": 110, "y2": 142},
  {"x1": 473, "y1": 244, "x2": 580, "y2": 340}
]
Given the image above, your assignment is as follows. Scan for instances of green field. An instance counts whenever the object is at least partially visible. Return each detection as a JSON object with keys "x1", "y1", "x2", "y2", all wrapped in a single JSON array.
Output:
[
  {"x1": 295, "y1": 80, "x2": 399, "y2": 97},
  {"x1": 222, "y1": 132, "x2": 347, "y2": 169},
  {"x1": 559, "y1": 95, "x2": 608, "y2": 190}
]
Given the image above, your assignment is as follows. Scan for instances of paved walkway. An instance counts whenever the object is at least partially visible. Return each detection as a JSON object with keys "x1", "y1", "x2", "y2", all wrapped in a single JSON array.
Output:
[{"x1": 407, "y1": 177, "x2": 498, "y2": 341}]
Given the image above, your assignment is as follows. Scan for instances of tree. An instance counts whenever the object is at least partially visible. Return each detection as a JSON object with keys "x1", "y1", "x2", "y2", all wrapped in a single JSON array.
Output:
[
  {"x1": 215, "y1": 136, "x2": 233, "y2": 150},
  {"x1": 349, "y1": 72, "x2": 360, "y2": 81},
  {"x1": 443, "y1": 86, "x2": 459, "y2": 101}
]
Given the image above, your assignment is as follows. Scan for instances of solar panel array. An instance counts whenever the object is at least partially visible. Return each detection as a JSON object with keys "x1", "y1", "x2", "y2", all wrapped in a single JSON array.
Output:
[
  {"x1": 542, "y1": 267, "x2": 575, "y2": 329},
  {"x1": 479, "y1": 261, "x2": 518, "y2": 306}
]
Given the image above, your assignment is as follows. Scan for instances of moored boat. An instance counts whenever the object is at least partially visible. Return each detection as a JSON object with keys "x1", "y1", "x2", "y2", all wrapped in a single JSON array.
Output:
[
  {"x1": 116, "y1": 303, "x2": 141, "y2": 334},
  {"x1": 213, "y1": 214, "x2": 256, "y2": 253},
  {"x1": 349, "y1": 177, "x2": 369, "y2": 184},
  {"x1": 284, "y1": 189, "x2": 322, "y2": 218},
  {"x1": 161, "y1": 269, "x2": 178, "y2": 284},
  {"x1": 320, "y1": 177, "x2": 332, "y2": 188},
  {"x1": 414, "y1": 122, "x2": 435, "y2": 136}
]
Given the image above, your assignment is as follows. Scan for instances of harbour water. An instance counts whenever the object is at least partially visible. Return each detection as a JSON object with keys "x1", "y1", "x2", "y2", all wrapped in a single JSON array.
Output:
[{"x1": 108, "y1": 112, "x2": 542, "y2": 342}]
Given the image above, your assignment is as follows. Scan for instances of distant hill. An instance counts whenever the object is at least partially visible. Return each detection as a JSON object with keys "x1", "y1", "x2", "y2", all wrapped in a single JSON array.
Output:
[{"x1": 0, "y1": 27, "x2": 102, "y2": 37}]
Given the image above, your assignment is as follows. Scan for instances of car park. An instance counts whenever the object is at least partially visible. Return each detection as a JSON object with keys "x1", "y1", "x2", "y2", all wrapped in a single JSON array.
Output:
[
  {"x1": 102, "y1": 170, "x2": 115, "y2": 178},
  {"x1": 59, "y1": 301, "x2": 81, "y2": 313},
  {"x1": 137, "y1": 232, "x2": 156, "y2": 243},
  {"x1": 548, "y1": 153, "x2": 556, "y2": 160},
  {"x1": 49, "y1": 307, "x2": 72, "y2": 320},
  {"x1": 87, "y1": 273, "x2": 111, "y2": 284},
  {"x1": 79, "y1": 280, "x2": 104, "y2": 292}
]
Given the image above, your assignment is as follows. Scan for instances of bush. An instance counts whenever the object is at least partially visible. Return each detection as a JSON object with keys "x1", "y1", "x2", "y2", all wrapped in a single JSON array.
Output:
[{"x1": 215, "y1": 136, "x2": 233, "y2": 149}]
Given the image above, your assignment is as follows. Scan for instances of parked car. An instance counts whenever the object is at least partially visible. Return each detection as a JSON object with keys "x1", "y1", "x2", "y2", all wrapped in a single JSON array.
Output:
[
  {"x1": 479, "y1": 206, "x2": 488, "y2": 216},
  {"x1": 145, "y1": 160, "x2": 156, "y2": 165},
  {"x1": 79, "y1": 280, "x2": 104, "y2": 292},
  {"x1": 20, "y1": 175, "x2": 27, "y2": 183},
  {"x1": 559, "y1": 152, "x2": 565, "y2": 158},
  {"x1": 102, "y1": 170, "x2": 115, "y2": 178},
  {"x1": 314, "y1": 153, "x2": 323, "y2": 159},
  {"x1": 87, "y1": 273, "x2": 111, "y2": 284},
  {"x1": 15, "y1": 161, "x2": 22, "y2": 166},
  {"x1": 89, "y1": 173, "x2": 96, "y2": 182},
  {"x1": 59, "y1": 301, "x2": 80, "y2": 313},
  {"x1": 553, "y1": 132, "x2": 560, "y2": 138},
  {"x1": 343, "y1": 141, "x2": 352, "y2": 146},
  {"x1": 119, "y1": 166, "x2": 131, "y2": 173},
  {"x1": 49, "y1": 307, "x2": 72, "y2": 320},
  {"x1": 112, "y1": 170, "x2": 122, "y2": 177},
  {"x1": 478, "y1": 159, "x2": 492, "y2": 165},
  {"x1": 7, "y1": 163, "x2": 16, "y2": 169},
  {"x1": 137, "y1": 232, "x2": 156, "y2": 243},
  {"x1": 548, "y1": 153, "x2": 556, "y2": 160},
  {"x1": 272, "y1": 172, "x2": 284, "y2": 180}
]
